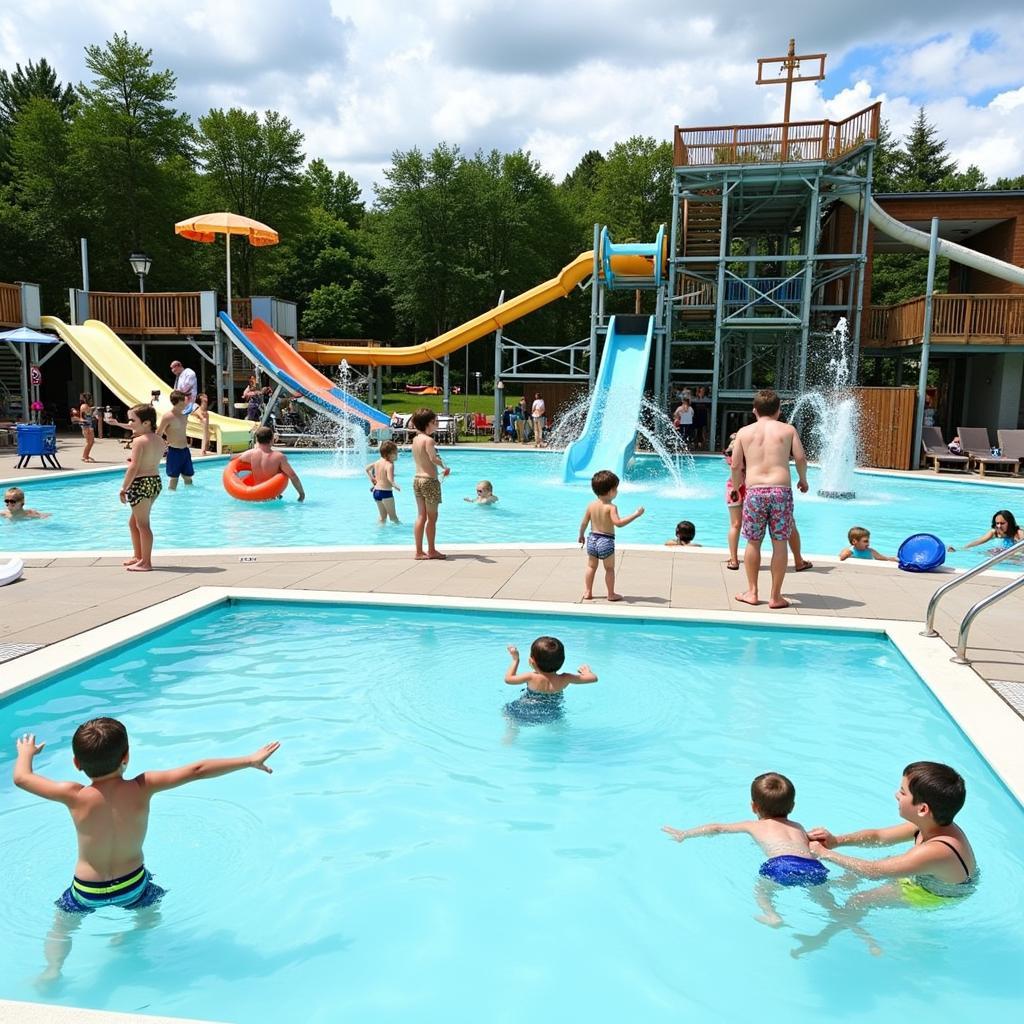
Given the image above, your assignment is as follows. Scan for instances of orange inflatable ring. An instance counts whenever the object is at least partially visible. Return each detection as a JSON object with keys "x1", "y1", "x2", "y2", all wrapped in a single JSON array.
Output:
[{"x1": 222, "y1": 457, "x2": 288, "y2": 501}]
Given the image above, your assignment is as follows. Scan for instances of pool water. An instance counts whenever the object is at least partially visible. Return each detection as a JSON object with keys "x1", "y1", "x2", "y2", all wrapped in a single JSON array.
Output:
[
  {"x1": 2, "y1": 450, "x2": 1021, "y2": 571},
  {"x1": 1, "y1": 601, "x2": 1021, "y2": 1022}
]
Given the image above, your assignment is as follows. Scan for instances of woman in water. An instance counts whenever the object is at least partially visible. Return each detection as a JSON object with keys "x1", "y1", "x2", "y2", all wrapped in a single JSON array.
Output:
[{"x1": 948, "y1": 509, "x2": 1023, "y2": 552}]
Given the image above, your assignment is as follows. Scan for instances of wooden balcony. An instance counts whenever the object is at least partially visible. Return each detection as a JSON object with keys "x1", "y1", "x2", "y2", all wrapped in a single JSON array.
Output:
[
  {"x1": 674, "y1": 102, "x2": 880, "y2": 167},
  {"x1": 864, "y1": 293, "x2": 1024, "y2": 348},
  {"x1": 0, "y1": 282, "x2": 22, "y2": 328},
  {"x1": 88, "y1": 291, "x2": 205, "y2": 335}
]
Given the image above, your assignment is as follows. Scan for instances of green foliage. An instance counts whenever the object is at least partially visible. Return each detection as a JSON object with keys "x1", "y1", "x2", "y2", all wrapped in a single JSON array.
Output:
[
  {"x1": 306, "y1": 158, "x2": 364, "y2": 227},
  {"x1": 896, "y1": 108, "x2": 957, "y2": 191},
  {"x1": 871, "y1": 118, "x2": 901, "y2": 193},
  {"x1": 589, "y1": 136, "x2": 672, "y2": 242},
  {"x1": 301, "y1": 280, "x2": 371, "y2": 337}
]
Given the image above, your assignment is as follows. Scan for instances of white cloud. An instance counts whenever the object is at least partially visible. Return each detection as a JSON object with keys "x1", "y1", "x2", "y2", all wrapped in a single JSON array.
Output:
[{"x1": 0, "y1": 1, "x2": 1022, "y2": 198}]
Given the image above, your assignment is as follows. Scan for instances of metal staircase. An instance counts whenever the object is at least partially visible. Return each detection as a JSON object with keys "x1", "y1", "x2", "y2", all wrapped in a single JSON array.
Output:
[{"x1": 0, "y1": 344, "x2": 24, "y2": 417}]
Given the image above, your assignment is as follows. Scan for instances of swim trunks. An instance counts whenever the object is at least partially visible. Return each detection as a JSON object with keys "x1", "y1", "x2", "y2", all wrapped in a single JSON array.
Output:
[
  {"x1": 586, "y1": 532, "x2": 615, "y2": 560},
  {"x1": 55, "y1": 865, "x2": 166, "y2": 915},
  {"x1": 725, "y1": 479, "x2": 747, "y2": 508},
  {"x1": 413, "y1": 476, "x2": 442, "y2": 506},
  {"x1": 372, "y1": 489, "x2": 394, "y2": 502},
  {"x1": 165, "y1": 445, "x2": 194, "y2": 479},
  {"x1": 125, "y1": 475, "x2": 162, "y2": 506},
  {"x1": 741, "y1": 486, "x2": 794, "y2": 542},
  {"x1": 758, "y1": 855, "x2": 829, "y2": 887},
  {"x1": 504, "y1": 688, "x2": 565, "y2": 725}
]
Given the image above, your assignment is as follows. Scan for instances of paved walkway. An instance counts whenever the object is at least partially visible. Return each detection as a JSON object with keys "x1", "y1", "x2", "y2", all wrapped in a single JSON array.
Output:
[{"x1": 3, "y1": 434, "x2": 1024, "y2": 716}]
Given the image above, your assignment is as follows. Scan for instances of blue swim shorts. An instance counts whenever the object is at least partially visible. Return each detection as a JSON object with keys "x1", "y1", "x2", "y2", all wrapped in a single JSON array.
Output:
[
  {"x1": 165, "y1": 445, "x2": 194, "y2": 480},
  {"x1": 758, "y1": 855, "x2": 829, "y2": 887},
  {"x1": 55, "y1": 866, "x2": 166, "y2": 915},
  {"x1": 586, "y1": 532, "x2": 615, "y2": 560},
  {"x1": 372, "y1": 489, "x2": 393, "y2": 501},
  {"x1": 504, "y1": 688, "x2": 565, "y2": 725}
]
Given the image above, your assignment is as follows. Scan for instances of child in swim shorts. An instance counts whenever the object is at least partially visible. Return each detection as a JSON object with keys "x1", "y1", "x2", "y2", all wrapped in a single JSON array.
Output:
[
  {"x1": 502, "y1": 636, "x2": 597, "y2": 728},
  {"x1": 577, "y1": 470, "x2": 644, "y2": 602},
  {"x1": 365, "y1": 441, "x2": 401, "y2": 524},
  {"x1": 662, "y1": 772, "x2": 832, "y2": 928}
]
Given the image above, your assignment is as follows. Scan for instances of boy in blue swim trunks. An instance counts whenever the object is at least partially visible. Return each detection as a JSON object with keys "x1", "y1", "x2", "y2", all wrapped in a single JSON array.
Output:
[
  {"x1": 365, "y1": 440, "x2": 401, "y2": 523},
  {"x1": 13, "y1": 718, "x2": 280, "y2": 986},
  {"x1": 157, "y1": 390, "x2": 195, "y2": 491},
  {"x1": 663, "y1": 772, "x2": 837, "y2": 928},
  {"x1": 578, "y1": 469, "x2": 644, "y2": 602}
]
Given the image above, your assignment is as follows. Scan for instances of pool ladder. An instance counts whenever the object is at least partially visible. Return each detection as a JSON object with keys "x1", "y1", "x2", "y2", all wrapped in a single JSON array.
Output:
[{"x1": 922, "y1": 538, "x2": 1024, "y2": 664}]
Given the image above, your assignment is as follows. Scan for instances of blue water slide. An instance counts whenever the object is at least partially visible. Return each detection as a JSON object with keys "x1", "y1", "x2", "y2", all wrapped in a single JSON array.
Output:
[
  {"x1": 562, "y1": 314, "x2": 654, "y2": 483},
  {"x1": 218, "y1": 312, "x2": 388, "y2": 430}
]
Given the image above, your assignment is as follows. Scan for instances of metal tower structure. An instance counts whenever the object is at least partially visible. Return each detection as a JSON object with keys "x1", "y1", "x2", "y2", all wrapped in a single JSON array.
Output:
[{"x1": 663, "y1": 40, "x2": 880, "y2": 448}]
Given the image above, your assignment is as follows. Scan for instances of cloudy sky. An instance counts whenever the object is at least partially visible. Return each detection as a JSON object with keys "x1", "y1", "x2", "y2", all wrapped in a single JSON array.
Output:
[{"x1": 2, "y1": 0, "x2": 1022, "y2": 197}]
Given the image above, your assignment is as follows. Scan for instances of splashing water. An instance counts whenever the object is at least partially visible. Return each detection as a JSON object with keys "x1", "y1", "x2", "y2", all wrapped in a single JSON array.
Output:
[
  {"x1": 304, "y1": 359, "x2": 371, "y2": 475},
  {"x1": 790, "y1": 317, "x2": 860, "y2": 500},
  {"x1": 547, "y1": 390, "x2": 694, "y2": 494}
]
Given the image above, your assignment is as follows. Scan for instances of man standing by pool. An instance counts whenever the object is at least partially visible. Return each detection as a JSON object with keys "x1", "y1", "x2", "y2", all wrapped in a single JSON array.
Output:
[
  {"x1": 169, "y1": 360, "x2": 197, "y2": 411},
  {"x1": 730, "y1": 389, "x2": 808, "y2": 609}
]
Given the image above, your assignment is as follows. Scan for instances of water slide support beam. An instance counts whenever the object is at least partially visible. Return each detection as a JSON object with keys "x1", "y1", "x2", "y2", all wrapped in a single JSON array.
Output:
[{"x1": 912, "y1": 217, "x2": 941, "y2": 470}]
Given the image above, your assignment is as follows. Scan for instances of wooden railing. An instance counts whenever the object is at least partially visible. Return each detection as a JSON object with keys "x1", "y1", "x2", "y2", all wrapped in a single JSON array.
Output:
[
  {"x1": 88, "y1": 292, "x2": 203, "y2": 335},
  {"x1": 0, "y1": 283, "x2": 22, "y2": 327},
  {"x1": 864, "y1": 293, "x2": 1024, "y2": 347},
  {"x1": 674, "y1": 102, "x2": 880, "y2": 167}
]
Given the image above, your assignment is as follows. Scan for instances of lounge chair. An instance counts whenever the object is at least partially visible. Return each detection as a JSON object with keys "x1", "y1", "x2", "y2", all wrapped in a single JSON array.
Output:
[
  {"x1": 920, "y1": 426, "x2": 969, "y2": 473},
  {"x1": 997, "y1": 429, "x2": 1024, "y2": 470},
  {"x1": 958, "y1": 426, "x2": 1020, "y2": 477}
]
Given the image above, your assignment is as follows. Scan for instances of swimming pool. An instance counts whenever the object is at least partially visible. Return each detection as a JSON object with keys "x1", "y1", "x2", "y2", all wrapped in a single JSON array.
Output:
[
  {"x1": 3, "y1": 450, "x2": 1022, "y2": 570},
  {"x1": 1, "y1": 598, "x2": 1022, "y2": 1022}
]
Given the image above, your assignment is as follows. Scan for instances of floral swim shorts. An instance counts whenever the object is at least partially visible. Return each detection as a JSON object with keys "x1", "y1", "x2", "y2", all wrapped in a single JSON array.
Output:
[
  {"x1": 412, "y1": 476, "x2": 442, "y2": 506},
  {"x1": 741, "y1": 486, "x2": 794, "y2": 542}
]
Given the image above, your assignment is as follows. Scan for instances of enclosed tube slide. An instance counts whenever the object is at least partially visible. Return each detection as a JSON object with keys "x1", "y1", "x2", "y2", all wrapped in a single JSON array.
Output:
[
  {"x1": 41, "y1": 316, "x2": 253, "y2": 452},
  {"x1": 219, "y1": 314, "x2": 388, "y2": 430},
  {"x1": 840, "y1": 194, "x2": 1024, "y2": 288},
  {"x1": 298, "y1": 250, "x2": 661, "y2": 368}
]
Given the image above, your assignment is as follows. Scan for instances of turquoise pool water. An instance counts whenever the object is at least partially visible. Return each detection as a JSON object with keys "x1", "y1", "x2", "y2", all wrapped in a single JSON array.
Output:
[
  {"x1": 1, "y1": 601, "x2": 1021, "y2": 1022},
  {"x1": 2, "y1": 450, "x2": 1021, "y2": 570}
]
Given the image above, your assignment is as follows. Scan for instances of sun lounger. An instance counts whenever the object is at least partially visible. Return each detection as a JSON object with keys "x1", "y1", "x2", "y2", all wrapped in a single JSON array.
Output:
[
  {"x1": 997, "y1": 429, "x2": 1024, "y2": 469},
  {"x1": 920, "y1": 426, "x2": 969, "y2": 473},
  {"x1": 958, "y1": 426, "x2": 1020, "y2": 477}
]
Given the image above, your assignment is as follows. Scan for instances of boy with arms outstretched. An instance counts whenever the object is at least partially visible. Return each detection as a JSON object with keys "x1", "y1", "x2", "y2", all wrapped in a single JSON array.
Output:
[
  {"x1": 13, "y1": 718, "x2": 279, "y2": 985},
  {"x1": 662, "y1": 771, "x2": 879, "y2": 953},
  {"x1": 578, "y1": 469, "x2": 644, "y2": 601},
  {"x1": 503, "y1": 636, "x2": 597, "y2": 732}
]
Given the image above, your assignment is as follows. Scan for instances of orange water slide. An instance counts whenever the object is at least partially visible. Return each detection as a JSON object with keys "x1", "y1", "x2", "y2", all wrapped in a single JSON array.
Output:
[{"x1": 298, "y1": 250, "x2": 657, "y2": 368}]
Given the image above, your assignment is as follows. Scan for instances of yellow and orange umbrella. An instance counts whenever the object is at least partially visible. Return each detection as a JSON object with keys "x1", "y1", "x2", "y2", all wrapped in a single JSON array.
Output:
[{"x1": 174, "y1": 212, "x2": 279, "y2": 310}]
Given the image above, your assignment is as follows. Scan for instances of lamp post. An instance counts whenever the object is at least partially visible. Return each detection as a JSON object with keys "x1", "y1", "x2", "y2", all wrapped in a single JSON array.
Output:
[
  {"x1": 128, "y1": 252, "x2": 152, "y2": 293},
  {"x1": 473, "y1": 371, "x2": 482, "y2": 395},
  {"x1": 494, "y1": 379, "x2": 505, "y2": 442}
]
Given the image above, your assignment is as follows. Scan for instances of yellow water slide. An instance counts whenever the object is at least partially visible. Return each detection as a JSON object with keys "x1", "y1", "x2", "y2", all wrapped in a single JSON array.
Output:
[
  {"x1": 299, "y1": 250, "x2": 656, "y2": 367},
  {"x1": 42, "y1": 316, "x2": 254, "y2": 452}
]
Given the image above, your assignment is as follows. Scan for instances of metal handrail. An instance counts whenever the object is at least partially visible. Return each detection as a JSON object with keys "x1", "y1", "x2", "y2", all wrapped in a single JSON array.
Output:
[
  {"x1": 922, "y1": 537, "x2": 1024, "y2": 636},
  {"x1": 953, "y1": 572, "x2": 1024, "y2": 664}
]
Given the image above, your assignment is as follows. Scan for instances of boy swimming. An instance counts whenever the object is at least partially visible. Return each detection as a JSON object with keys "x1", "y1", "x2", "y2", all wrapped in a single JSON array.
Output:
[
  {"x1": 13, "y1": 719, "x2": 279, "y2": 985},
  {"x1": 464, "y1": 480, "x2": 498, "y2": 505},
  {"x1": 503, "y1": 636, "x2": 597, "y2": 727},
  {"x1": 839, "y1": 526, "x2": 895, "y2": 562}
]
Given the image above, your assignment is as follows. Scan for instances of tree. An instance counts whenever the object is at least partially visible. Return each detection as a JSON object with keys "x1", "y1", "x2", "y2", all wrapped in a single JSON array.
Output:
[
  {"x1": 589, "y1": 136, "x2": 673, "y2": 242},
  {"x1": 991, "y1": 173, "x2": 1024, "y2": 190},
  {"x1": 70, "y1": 33, "x2": 195, "y2": 288},
  {"x1": 896, "y1": 108, "x2": 957, "y2": 191},
  {"x1": 0, "y1": 59, "x2": 76, "y2": 128},
  {"x1": 195, "y1": 108, "x2": 308, "y2": 295},
  {"x1": 870, "y1": 118, "x2": 902, "y2": 193},
  {"x1": 306, "y1": 158, "x2": 364, "y2": 227},
  {"x1": 301, "y1": 281, "x2": 371, "y2": 337},
  {"x1": 559, "y1": 149, "x2": 605, "y2": 234}
]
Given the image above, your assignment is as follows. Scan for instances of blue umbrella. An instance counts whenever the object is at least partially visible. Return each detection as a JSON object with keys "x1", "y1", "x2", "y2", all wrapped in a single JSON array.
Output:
[{"x1": 0, "y1": 326, "x2": 59, "y2": 344}]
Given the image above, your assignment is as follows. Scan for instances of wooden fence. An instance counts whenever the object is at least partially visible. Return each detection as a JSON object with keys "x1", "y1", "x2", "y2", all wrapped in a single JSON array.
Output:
[
  {"x1": 674, "y1": 102, "x2": 880, "y2": 167},
  {"x1": 88, "y1": 292, "x2": 203, "y2": 334},
  {"x1": 864, "y1": 293, "x2": 1024, "y2": 347},
  {"x1": 854, "y1": 386, "x2": 916, "y2": 469},
  {"x1": 0, "y1": 283, "x2": 22, "y2": 327}
]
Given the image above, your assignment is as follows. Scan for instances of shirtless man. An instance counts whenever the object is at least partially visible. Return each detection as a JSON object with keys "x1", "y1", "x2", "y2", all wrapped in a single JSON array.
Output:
[
  {"x1": 157, "y1": 390, "x2": 194, "y2": 491},
  {"x1": 730, "y1": 389, "x2": 808, "y2": 609},
  {"x1": 410, "y1": 407, "x2": 450, "y2": 560},
  {"x1": 119, "y1": 404, "x2": 164, "y2": 572},
  {"x1": 235, "y1": 425, "x2": 305, "y2": 500}
]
